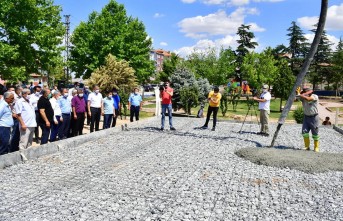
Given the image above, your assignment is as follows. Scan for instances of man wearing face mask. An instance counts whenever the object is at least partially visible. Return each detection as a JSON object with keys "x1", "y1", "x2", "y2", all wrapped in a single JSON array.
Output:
[
  {"x1": 58, "y1": 88, "x2": 72, "y2": 140},
  {"x1": 30, "y1": 86, "x2": 42, "y2": 143},
  {"x1": 37, "y1": 89, "x2": 54, "y2": 144},
  {"x1": 201, "y1": 86, "x2": 222, "y2": 131},
  {"x1": 128, "y1": 87, "x2": 143, "y2": 123},
  {"x1": 87, "y1": 85, "x2": 103, "y2": 132},
  {"x1": 160, "y1": 81, "x2": 175, "y2": 131},
  {"x1": 0, "y1": 92, "x2": 14, "y2": 155},
  {"x1": 102, "y1": 91, "x2": 115, "y2": 129},
  {"x1": 111, "y1": 89, "x2": 121, "y2": 127},
  {"x1": 253, "y1": 85, "x2": 271, "y2": 136},
  {"x1": 9, "y1": 85, "x2": 22, "y2": 152},
  {"x1": 72, "y1": 89, "x2": 87, "y2": 136},
  {"x1": 49, "y1": 90, "x2": 62, "y2": 142},
  {"x1": 15, "y1": 89, "x2": 37, "y2": 149}
]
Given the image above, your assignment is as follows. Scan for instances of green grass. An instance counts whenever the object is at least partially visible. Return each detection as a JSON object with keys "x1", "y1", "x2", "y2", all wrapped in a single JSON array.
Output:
[{"x1": 143, "y1": 103, "x2": 156, "y2": 108}]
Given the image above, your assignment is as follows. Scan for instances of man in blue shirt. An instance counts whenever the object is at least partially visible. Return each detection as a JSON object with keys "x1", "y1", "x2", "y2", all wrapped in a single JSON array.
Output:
[
  {"x1": 57, "y1": 88, "x2": 72, "y2": 140},
  {"x1": 111, "y1": 89, "x2": 121, "y2": 127},
  {"x1": 128, "y1": 88, "x2": 142, "y2": 122},
  {"x1": 0, "y1": 92, "x2": 15, "y2": 155}
]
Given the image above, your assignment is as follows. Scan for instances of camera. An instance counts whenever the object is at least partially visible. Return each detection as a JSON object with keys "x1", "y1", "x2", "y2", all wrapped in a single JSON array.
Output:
[{"x1": 159, "y1": 85, "x2": 165, "y2": 91}]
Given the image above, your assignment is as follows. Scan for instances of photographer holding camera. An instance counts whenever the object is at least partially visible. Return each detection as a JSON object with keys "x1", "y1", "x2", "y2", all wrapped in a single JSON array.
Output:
[
  {"x1": 160, "y1": 81, "x2": 175, "y2": 131},
  {"x1": 253, "y1": 85, "x2": 271, "y2": 136}
]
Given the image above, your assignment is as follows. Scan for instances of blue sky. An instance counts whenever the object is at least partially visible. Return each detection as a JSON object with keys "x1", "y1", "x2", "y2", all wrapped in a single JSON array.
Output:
[{"x1": 54, "y1": 0, "x2": 343, "y2": 57}]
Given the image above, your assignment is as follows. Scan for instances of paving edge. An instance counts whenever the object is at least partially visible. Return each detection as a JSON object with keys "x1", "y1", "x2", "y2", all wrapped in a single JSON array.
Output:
[
  {"x1": 0, "y1": 116, "x2": 158, "y2": 169},
  {"x1": 333, "y1": 124, "x2": 343, "y2": 135}
]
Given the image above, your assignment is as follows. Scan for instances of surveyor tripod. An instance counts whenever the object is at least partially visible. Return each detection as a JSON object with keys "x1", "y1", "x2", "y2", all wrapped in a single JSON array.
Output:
[{"x1": 239, "y1": 96, "x2": 260, "y2": 133}]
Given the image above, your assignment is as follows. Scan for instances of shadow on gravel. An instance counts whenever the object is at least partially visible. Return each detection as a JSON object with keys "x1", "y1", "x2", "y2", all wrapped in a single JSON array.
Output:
[
  {"x1": 235, "y1": 147, "x2": 343, "y2": 174},
  {"x1": 131, "y1": 127, "x2": 263, "y2": 148}
]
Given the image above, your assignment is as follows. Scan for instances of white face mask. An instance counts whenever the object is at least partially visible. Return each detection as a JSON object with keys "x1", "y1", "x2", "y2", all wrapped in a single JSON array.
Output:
[
  {"x1": 63, "y1": 93, "x2": 68, "y2": 98},
  {"x1": 35, "y1": 92, "x2": 40, "y2": 96},
  {"x1": 108, "y1": 95, "x2": 112, "y2": 99},
  {"x1": 25, "y1": 95, "x2": 31, "y2": 100},
  {"x1": 262, "y1": 89, "x2": 267, "y2": 93},
  {"x1": 79, "y1": 93, "x2": 84, "y2": 97},
  {"x1": 95, "y1": 90, "x2": 100, "y2": 94}
]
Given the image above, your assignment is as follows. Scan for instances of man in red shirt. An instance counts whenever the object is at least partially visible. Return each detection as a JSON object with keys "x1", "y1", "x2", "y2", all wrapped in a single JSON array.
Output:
[{"x1": 160, "y1": 81, "x2": 175, "y2": 131}]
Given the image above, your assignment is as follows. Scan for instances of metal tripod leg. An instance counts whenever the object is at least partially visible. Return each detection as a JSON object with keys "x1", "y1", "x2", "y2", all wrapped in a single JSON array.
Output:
[{"x1": 239, "y1": 103, "x2": 253, "y2": 133}]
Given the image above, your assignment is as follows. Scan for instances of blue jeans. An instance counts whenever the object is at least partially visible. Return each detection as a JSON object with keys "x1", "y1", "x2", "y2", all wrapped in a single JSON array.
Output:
[
  {"x1": 10, "y1": 118, "x2": 20, "y2": 152},
  {"x1": 59, "y1": 113, "x2": 71, "y2": 139},
  {"x1": 161, "y1": 104, "x2": 173, "y2": 129},
  {"x1": 40, "y1": 123, "x2": 51, "y2": 145},
  {"x1": 50, "y1": 116, "x2": 62, "y2": 142},
  {"x1": 0, "y1": 127, "x2": 11, "y2": 155},
  {"x1": 103, "y1": 114, "x2": 113, "y2": 129}
]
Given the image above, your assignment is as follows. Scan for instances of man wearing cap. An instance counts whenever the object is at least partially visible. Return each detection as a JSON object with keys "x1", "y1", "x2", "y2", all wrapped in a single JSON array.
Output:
[
  {"x1": 201, "y1": 86, "x2": 222, "y2": 131},
  {"x1": 297, "y1": 87, "x2": 320, "y2": 152},
  {"x1": 253, "y1": 85, "x2": 271, "y2": 136}
]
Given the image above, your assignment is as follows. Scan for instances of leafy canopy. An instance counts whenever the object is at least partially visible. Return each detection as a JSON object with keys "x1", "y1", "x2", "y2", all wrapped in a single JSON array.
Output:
[{"x1": 70, "y1": 0, "x2": 154, "y2": 83}]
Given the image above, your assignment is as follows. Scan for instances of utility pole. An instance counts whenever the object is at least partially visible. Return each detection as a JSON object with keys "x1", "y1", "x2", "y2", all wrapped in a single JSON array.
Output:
[{"x1": 64, "y1": 15, "x2": 71, "y2": 84}]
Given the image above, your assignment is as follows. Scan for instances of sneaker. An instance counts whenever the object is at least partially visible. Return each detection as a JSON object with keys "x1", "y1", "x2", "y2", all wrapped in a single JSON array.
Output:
[
  {"x1": 200, "y1": 126, "x2": 208, "y2": 129},
  {"x1": 160, "y1": 127, "x2": 164, "y2": 131},
  {"x1": 211, "y1": 127, "x2": 215, "y2": 131},
  {"x1": 170, "y1": 127, "x2": 176, "y2": 131}
]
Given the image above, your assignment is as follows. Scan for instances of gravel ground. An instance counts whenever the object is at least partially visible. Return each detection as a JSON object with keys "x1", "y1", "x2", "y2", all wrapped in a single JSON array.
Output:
[{"x1": 0, "y1": 117, "x2": 342, "y2": 221}]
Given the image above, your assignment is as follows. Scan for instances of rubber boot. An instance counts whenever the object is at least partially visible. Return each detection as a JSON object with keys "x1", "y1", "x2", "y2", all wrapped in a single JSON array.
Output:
[
  {"x1": 314, "y1": 140, "x2": 319, "y2": 152},
  {"x1": 303, "y1": 137, "x2": 310, "y2": 150}
]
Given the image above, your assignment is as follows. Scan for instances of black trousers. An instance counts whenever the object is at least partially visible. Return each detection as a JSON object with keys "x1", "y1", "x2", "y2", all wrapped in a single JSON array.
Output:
[
  {"x1": 90, "y1": 107, "x2": 101, "y2": 132},
  {"x1": 34, "y1": 111, "x2": 40, "y2": 139},
  {"x1": 130, "y1": 106, "x2": 140, "y2": 122},
  {"x1": 204, "y1": 106, "x2": 219, "y2": 128},
  {"x1": 111, "y1": 109, "x2": 120, "y2": 127},
  {"x1": 72, "y1": 113, "x2": 85, "y2": 137}
]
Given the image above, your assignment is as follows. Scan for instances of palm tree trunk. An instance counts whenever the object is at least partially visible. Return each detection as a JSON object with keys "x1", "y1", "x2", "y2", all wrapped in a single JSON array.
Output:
[{"x1": 270, "y1": 0, "x2": 328, "y2": 147}]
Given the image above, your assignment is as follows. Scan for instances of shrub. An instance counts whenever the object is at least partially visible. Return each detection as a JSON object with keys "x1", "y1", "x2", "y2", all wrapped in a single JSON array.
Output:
[{"x1": 293, "y1": 106, "x2": 304, "y2": 124}]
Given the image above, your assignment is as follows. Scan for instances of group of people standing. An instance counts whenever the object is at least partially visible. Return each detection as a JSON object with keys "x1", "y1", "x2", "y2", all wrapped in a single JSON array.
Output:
[{"x1": 0, "y1": 83, "x2": 122, "y2": 155}]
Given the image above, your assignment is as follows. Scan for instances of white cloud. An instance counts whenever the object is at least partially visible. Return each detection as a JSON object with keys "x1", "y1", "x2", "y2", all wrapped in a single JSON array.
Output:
[
  {"x1": 153, "y1": 13, "x2": 165, "y2": 18},
  {"x1": 178, "y1": 8, "x2": 264, "y2": 39},
  {"x1": 181, "y1": 0, "x2": 196, "y2": 3},
  {"x1": 160, "y1": 42, "x2": 168, "y2": 46},
  {"x1": 304, "y1": 33, "x2": 339, "y2": 51},
  {"x1": 174, "y1": 34, "x2": 241, "y2": 58},
  {"x1": 298, "y1": 3, "x2": 343, "y2": 31}
]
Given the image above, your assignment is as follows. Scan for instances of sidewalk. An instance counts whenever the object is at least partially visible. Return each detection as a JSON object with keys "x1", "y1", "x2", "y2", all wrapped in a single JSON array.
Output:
[{"x1": 32, "y1": 117, "x2": 131, "y2": 147}]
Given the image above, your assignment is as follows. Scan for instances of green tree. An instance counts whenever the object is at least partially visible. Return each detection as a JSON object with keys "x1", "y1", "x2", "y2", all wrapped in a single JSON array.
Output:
[
  {"x1": 309, "y1": 28, "x2": 333, "y2": 90},
  {"x1": 331, "y1": 38, "x2": 343, "y2": 95},
  {"x1": 88, "y1": 54, "x2": 137, "y2": 93},
  {"x1": 236, "y1": 24, "x2": 258, "y2": 82},
  {"x1": 158, "y1": 53, "x2": 180, "y2": 82},
  {"x1": 272, "y1": 59, "x2": 296, "y2": 111},
  {"x1": 180, "y1": 86, "x2": 199, "y2": 115},
  {"x1": 286, "y1": 21, "x2": 309, "y2": 75},
  {"x1": 70, "y1": 0, "x2": 154, "y2": 83},
  {"x1": 170, "y1": 66, "x2": 210, "y2": 113},
  {"x1": 0, "y1": 0, "x2": 65, "y2": 83},
  {"x1": 241, "y1": 48, "x2": 279, "y2": 89}
]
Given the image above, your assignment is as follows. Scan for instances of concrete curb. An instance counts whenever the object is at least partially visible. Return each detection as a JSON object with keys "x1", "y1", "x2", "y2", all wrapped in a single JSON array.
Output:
[
  {"x1": 0, "y1": 117, "x2": 158, "y2": 169},
  {"x1": 333, "y1": 125, "x2": 343, "y2": 135}
]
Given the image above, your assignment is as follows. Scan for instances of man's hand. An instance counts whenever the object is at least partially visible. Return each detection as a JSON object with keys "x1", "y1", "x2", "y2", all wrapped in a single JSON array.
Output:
[
  {"x1": 54, "y1": 120, "x2": 58, "y2": 125},
  {"x1": 21, "y1": 125, "x2": 27, "y2": 131},
  {"x1": 88, "y1": 111, "x2": 91, "y2": 117},
  {"x1": 60, "y1": 117, "x2": 63, "y2": 122},
  {"x1": 46, "y1": 121, "x2": 51, "y2": 128},
  {"x1": 74, "y1": 115, "x2": 77, "y2": 120}
]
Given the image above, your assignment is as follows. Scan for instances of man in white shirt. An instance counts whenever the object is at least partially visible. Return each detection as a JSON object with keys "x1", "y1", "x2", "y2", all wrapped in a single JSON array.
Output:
[
  {"x1": 253, "y1": 85, "x2": 271, "y2": 136},
  {"x1": 30, "y1": 85, "x2": 42, "y2": 142},
  {"x1": 15, "y1": 89, "x2": 37, "y2": 150},
  {"x1": 87, "y1": 85, "x2": 103, "y2": 132},
  {"x1": 49, "y1": 90, "x2": 62, "y2": 142}
]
